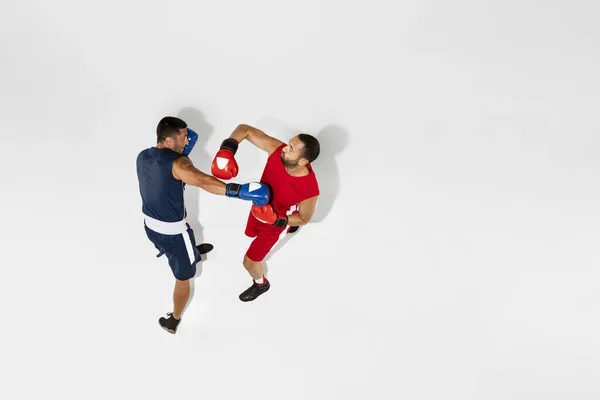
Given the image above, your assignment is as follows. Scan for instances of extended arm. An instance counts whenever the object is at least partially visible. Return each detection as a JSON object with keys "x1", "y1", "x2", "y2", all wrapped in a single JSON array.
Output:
[
  {"x1": 211, "y1": 124, "x2": 284, "y2": 179},
  {"x1": 173, "y1": 156, "x2": 272, "y2": 205},
  {"x1": 228, "y1": 124, "x2": 285, "y2": 155},
  {"x1": 173, "y1": 157, "x2": 226, "y2": 195}
]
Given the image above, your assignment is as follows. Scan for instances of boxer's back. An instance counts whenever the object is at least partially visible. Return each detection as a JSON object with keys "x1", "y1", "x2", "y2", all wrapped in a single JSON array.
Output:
[{"x1": 136, "y1": 147, "x2": 186, "y2": 223}]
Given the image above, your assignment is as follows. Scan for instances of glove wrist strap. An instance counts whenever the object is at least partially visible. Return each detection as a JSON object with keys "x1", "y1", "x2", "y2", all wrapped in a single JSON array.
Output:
[
  {"x1": 221, "y1": 138, "x2": 239, "y2": 154},
  {"x1": 273, "y1": 216, "x2": 288, "y2": 228},
  {"x1": 225, "y1": 183, "x2": 241, "y2": 197}
]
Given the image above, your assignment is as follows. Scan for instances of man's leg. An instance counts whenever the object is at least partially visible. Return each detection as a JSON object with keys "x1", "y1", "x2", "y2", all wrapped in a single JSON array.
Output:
[
  {"x1": 172, "y1": 278, "x2": 190, "y2": 319},
  {"x1": 239, "y1": 231, "x2": 280, "y2": 302},
  {"x1": 158, "y1": 230, "x2": 197, "y2": 334},
  {"x1": 159, "y1": 277, "x2": 191, "y2": 334},
  {"x1": 159, "y1": 278, "x2": 190, "y2": 334},
  {"x1": 243, "y1": 254, "x2": 265, "y2": 281},
  {"x1": 239, "y1": 254, "x2": 271, "y2": 302},
  {"x1": 239, "y1": 215, "x2": 291, "y2": 302}
]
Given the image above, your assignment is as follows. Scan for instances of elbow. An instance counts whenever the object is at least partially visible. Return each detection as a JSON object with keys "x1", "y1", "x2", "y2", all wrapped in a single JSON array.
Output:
[
  {"x1": 239, "y1": 123, "x2": 261, "y2": 137},
  {"x1": 237, "y1": 123, "x2": 253, "y2": 133},
  {"x1": 295, "y1": 216, "x2": 310, "y2": 226}
]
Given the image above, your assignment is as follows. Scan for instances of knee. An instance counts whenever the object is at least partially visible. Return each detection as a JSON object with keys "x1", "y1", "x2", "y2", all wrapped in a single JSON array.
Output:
[
  {"x1": 175, "y1": 278, "x2": 191, "y2": 286},
  {"x1": 175, "y1": 264, "x2": 196, "y2": 281},
  {"x1": 243, "y1": 254, "x2": 259, "y2": 269},
  {"x1": 243, "y1": 255, "x2": 252, "y2": 269}
]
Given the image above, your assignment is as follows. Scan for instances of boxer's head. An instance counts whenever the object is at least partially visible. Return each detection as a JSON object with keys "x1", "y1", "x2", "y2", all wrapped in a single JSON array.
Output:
[
  {"x1": 157, "y1": 116, "x2": 189, "y2": 153},
  {"x1": 281, "y1": 134, "x2": 320, "y2": 168}
]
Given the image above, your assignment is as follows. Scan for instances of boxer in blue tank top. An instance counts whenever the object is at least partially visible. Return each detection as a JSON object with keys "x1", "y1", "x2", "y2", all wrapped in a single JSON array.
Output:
[{"x1": 136, "y1": 116, "x2": 271, "y2": 334}]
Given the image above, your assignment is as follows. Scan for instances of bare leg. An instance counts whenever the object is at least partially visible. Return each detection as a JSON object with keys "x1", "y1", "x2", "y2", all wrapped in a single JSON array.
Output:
[
  {"x1": 243, "y1": 255, "x2": 265, "y2": 280},
  {"x1": 239, "y1": 255, "x2": 270, "y2": 302},
  {"x1": 172, "y1": 279, "x2": 190, "y2": 319}
]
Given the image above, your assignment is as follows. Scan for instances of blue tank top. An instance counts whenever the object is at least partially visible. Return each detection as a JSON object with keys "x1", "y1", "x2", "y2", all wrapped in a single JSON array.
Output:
[{"x1": 136, "y1": 147, "x2": 186, "y2": 222}]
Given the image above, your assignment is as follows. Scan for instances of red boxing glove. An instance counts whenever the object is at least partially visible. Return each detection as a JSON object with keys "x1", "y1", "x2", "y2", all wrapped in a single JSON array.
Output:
[
  {"x1": 211, "y1": 138, "x2": 239, "y2": 180},
  {"x1": 251, "y1": 204, "x2": 288, "y2": 227}
]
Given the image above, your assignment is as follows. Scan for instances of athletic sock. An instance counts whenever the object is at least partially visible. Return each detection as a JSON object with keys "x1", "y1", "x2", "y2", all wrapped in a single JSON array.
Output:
[{"x1": 254, "y1": 276, "x2": 265, "y2": 285}]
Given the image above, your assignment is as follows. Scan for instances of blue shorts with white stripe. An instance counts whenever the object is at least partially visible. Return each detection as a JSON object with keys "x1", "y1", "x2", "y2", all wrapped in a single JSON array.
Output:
[{"x1": 144, "y1": 223, "x2": 200, "y2": 281}]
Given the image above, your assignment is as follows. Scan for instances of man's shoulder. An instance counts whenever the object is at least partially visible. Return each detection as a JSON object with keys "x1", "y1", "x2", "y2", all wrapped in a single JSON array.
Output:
[
  {"x1": 138, "y1": 147, "x2": 184, "y2": 166},
  {"x1": 269, "y1": 142, "x2": 286, "y2": 156},
  {"x1": 265, "y1": 144, "x2": 285, "y2": 166},
  {"x1": 137, "y1": 146, "x2": 160, "y2": 157},
  {"x1": 307, "y1": 164, "x2": 319, "y2": 180},
  {"x1": 136, "y1": 147, "x2": 152, "y2": 163},
  {"x1": 156, "y1": 147, "x2": 185, "y2": 161},
  {"x1": 306, "y1": 166, "x2": 320, "y2": 194}
]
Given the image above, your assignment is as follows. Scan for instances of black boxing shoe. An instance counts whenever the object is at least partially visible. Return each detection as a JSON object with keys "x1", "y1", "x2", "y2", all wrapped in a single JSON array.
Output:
[
  {"x1": 239, "y1": 279, "x2": 270, "y2": 302},
  {"x1": 196, "y1": 243, "x2": 214, "y2": 254},
  {"x1": 158, "y1": 312, "x2": 180, "y2": 334},
  {"x1": 289, "y1": 226, "x2": 299, "y2": 233}
]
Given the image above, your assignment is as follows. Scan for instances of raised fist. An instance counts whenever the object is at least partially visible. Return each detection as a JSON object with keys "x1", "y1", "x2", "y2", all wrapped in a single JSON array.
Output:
[{"x1": 211, "y1": 138, "x2": 239, "y2": 180}]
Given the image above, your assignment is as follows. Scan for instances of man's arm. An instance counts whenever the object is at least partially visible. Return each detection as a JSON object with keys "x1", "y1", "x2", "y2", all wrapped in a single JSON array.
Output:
[
  {"x1": 229, "y1": 124, "x2": 285, "y2": 155},
  {"x1": 287, "y1": 196, "x2": 318, "y2": 226},
  {"x1": 173, "y1": 156, "x2": 227, "y2": 195}
]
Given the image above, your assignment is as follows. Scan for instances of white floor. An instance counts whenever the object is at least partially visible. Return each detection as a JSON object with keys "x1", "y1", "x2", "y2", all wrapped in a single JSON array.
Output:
[{"x1": 2, "y1": 1, "x2": 599, "y2": 399}]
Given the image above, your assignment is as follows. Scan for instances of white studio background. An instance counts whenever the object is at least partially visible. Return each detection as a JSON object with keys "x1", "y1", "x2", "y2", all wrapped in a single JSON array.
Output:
[{"x1": 1, "y1": 1, "x2": 599, "y2": 399}]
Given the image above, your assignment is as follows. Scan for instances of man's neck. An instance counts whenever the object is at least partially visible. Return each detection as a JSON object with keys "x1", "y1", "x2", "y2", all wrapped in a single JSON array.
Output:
[{"x1": 286, "y1": 165, "x2": 309, "y2": 177}]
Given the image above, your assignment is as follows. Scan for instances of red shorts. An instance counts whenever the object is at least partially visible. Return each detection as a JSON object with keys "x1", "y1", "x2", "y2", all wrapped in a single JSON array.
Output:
[{"x1": 244, "y1": 212, "x2": 290, "y2": 262}]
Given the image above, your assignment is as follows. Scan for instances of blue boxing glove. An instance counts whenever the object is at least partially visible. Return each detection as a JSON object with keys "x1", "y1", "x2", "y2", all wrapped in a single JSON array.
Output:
[
  {"x1": 183, "y1": 128, "x2": 199, "y2": 156},
  {"x1": 225, "y1": 182, "x2": 270, "y2": 206}
]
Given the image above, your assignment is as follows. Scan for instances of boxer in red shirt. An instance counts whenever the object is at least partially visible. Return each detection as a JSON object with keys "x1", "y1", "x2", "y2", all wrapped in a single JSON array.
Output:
[{"x1": 211, "y1": 124, "x2": 320, "y2": 301}]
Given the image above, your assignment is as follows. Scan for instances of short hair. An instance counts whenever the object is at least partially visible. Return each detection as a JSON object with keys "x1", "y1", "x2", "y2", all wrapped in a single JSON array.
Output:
[
  {"x1": 156, "y1": 116, "x2": 187, "y2": 142},
  {"x1": 298, "y1": 133, "x2": 320, "y2": 163}
]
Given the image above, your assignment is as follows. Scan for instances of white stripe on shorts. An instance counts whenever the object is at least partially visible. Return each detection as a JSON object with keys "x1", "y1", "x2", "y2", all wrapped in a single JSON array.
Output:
[
  {"x1": 182, "y1": 230, "x2": 196, "y2": 265},
  {"x1": 270, "y1": 225, "x2": 290, "y2": 250}
]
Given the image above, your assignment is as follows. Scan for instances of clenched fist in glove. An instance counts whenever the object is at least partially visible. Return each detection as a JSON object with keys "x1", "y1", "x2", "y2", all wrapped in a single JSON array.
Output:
[
  {"x1": 225, "y1": 182, "x2": 270, "y2": 206},
  {"x1": 251, "y1": 204, "x2": 288, "y2": 227},
  {"x1": 211, "y1": 138, "x2": 239, "y2": 180},
  {"x1": 183, "y1": 128, "x2": 199, "y2": 156}
]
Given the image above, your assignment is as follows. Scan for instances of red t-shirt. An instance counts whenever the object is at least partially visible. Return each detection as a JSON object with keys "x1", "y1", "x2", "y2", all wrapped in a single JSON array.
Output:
[{"x1": 260, "y1": 143, "x2": 320, "y2": 218}]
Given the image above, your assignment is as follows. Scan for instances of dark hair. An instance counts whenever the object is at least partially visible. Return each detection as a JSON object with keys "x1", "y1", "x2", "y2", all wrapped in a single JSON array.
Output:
[
  {"x1": 298, "y1": 133, "x2": 320, "y2": 163},
  {"x1": 156, "y1": 116, "x2": 187, "y2": 142}
]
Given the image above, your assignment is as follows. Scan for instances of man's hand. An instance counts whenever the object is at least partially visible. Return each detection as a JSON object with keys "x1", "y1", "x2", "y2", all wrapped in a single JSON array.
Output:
[
  {"x1": 211, "y1": 138, "x2": 239, "y2": 179},
  {"x1": 225, "y1": 182, "x2": 270, "y2": 206},
  {"x1": 183, "y1": 128, "x2": 199, "y2": 156},
  {"x1": 251, "y1": 204, "x2": 288, "y2": 227}
]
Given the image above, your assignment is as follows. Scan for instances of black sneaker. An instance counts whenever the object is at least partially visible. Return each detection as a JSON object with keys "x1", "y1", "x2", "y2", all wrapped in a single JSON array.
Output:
[
  {"x1": 239, "y1": 279, "x2": 270, "y2": 302},
  {"x1": 289, "y1": 226, "x2": 299, "y2": 233},
  {"x1": 196, "y1": 243, "x2": 214, "y2": 254},
  {"x1": 158, "y1": 312, "x2": 180, "y2": 334}
]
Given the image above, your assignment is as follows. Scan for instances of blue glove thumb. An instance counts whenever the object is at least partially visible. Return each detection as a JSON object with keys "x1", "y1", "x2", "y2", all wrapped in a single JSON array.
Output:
[{"x1": 183, "y1": 128, "x2": 199, "y2": 156}]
